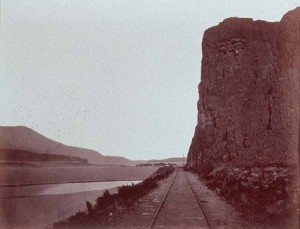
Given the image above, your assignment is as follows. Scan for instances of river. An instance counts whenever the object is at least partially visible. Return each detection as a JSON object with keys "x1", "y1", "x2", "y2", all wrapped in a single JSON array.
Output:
[{"x1": 0, "y1": 180, "x2": 141, "y2": 228}]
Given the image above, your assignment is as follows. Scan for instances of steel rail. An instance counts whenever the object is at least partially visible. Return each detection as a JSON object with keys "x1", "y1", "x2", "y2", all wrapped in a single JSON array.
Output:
[{"x1": 148, "y1": 169, "x2": 178, "y2": 229}]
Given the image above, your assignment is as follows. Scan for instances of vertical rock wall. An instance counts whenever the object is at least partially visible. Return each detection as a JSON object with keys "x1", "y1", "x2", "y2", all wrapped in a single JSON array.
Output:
[{"x1": 187, "y1": 8, "x2": 300, "y2": 172}]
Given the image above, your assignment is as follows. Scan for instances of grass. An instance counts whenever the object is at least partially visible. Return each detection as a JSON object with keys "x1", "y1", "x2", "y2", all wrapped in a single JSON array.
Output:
[{"x1": 53, "y1": 166, "x2": 175, "y2": 228}]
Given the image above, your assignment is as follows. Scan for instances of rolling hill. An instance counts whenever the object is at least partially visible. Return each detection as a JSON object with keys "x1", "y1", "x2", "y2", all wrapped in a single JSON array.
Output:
[{"x1": 0, "y1": 126, "x2": 132, "y2": 165}]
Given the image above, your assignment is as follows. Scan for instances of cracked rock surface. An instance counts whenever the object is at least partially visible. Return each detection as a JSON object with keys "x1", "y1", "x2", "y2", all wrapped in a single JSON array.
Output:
[{"x1": 187, "y1": 7, "x2": 299, "y2": 173}]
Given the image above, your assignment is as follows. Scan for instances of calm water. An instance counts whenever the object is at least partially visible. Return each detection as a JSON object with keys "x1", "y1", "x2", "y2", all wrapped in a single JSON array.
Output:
[
  {"x1": 0, "y1": 180, "x2": 142, "y2": 198},
  {"x1": 0, "y1": 180, "x2": 143, "y2": 228}
]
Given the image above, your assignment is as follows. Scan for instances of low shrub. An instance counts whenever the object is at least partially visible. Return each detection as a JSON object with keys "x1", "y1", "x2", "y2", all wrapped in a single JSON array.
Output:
[{"x1": 203, "y1": 163, "x2": 298, "y2": 227}]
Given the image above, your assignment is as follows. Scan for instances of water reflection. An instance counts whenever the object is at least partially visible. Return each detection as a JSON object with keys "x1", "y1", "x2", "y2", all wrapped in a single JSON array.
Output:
[{"x1": 0, "y1": 180, "x2": 142, "y2": 198}]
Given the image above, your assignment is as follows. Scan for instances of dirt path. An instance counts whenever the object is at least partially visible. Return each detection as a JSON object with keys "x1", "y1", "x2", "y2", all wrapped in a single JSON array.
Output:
[{"x1": 104, "y1": 168, "x2": 246, "y2": 229}]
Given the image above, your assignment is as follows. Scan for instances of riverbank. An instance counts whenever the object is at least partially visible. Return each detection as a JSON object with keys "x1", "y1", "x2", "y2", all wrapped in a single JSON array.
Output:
[
  {"x1": 53, "y1": 166, "x2": 175, "y2": 228},
  {"x1": 0, "y1": 165, "x2": 158, "y2": 228}
]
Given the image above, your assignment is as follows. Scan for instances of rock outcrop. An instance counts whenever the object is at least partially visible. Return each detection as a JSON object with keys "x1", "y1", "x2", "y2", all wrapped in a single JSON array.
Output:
[
  {"x1": 187, "y1": 8, "x2": 300, "y2": 228},
  {"x1": 187, "y1": 8, "x2": 300, "y2": 172}
]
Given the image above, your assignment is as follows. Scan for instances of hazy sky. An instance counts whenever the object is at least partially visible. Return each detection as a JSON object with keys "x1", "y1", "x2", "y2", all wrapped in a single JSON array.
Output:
[{"x1": 1, "y1": 1, "x2": 299, "y2": 160}]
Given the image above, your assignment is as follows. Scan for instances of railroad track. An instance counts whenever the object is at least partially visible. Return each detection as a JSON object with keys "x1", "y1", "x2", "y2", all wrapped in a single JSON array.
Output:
[{"x1": 148, "y1": 169, "x2": 213, "y2": 229}]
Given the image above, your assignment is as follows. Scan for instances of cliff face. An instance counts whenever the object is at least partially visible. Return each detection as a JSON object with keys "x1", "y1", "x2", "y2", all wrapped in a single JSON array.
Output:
[{"x1": 187, "y1": 8, "x2": 300, "y2": 172}]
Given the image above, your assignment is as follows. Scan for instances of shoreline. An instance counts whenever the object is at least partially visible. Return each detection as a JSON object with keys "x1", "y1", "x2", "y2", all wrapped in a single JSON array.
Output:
[
  {"x1": 0, "y1": 167, "x2": 161, "y2": 228},
  {"x1": 0, "y1": 178, "x2": 144, "y2": 188}
]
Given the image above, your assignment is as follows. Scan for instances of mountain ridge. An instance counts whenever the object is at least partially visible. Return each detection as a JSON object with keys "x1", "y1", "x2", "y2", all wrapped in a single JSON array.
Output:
[
  {"x1": 0, "y1": 126, "x2": 132, "y2": 165},
  {"x1": 0, "y1": 126, "x2": 185, "y2": 166}
]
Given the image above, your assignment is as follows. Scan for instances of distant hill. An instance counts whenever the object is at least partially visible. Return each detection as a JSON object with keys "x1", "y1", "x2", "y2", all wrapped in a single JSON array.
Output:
[
  {"x1": 0, "y1": 148, "x2": 88, "y2": 164},
  {"x1": 146, "y1": 157, "x2": 187, "y2": 164},
  {"x1": 0, "y1": 126, "x2": 132, "y2": 165},
  {"x1": 134, "y1": 157, "x2": 187, "y2": 165}
]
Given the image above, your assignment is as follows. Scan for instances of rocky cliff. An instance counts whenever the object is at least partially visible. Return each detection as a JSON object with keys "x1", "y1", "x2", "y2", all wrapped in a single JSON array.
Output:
[
  {"x1": 187, "y1": 8, "x2": 300, "y2": 227},
  {"x1": 187, "y1": 8, "x2": 300, "y2": 172}
]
